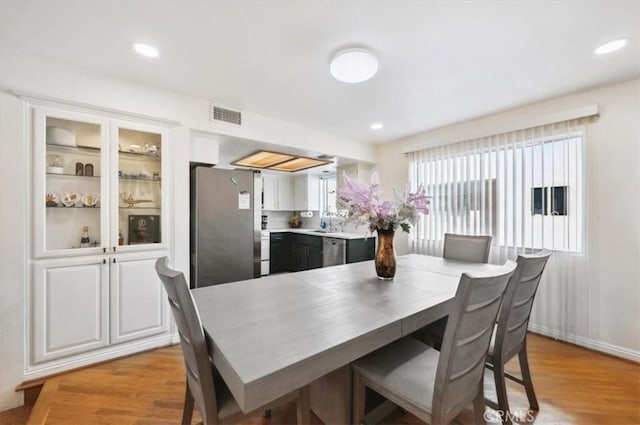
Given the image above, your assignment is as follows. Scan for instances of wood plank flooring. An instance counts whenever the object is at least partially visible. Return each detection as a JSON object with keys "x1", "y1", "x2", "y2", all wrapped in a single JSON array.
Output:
[{"x1": 1, "y1": 333, "x2": 638, "y2": 424}]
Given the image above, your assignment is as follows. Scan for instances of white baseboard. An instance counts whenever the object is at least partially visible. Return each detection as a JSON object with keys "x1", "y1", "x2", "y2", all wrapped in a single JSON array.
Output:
[
  {"x1": 528, "y1": 323, "x2": 640, "y2": 363},
  {"x1": 23, "y1": 334, "x2": 177, "y2": 380}
]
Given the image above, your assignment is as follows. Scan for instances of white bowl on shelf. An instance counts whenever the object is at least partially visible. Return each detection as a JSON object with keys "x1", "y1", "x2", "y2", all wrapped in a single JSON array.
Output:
[
  {"x1": 46, "y1": 166, "x2": 64, "y2": 174},
  {"x1": 46, "y1": 126, "x2": 76, "y2": 147}
]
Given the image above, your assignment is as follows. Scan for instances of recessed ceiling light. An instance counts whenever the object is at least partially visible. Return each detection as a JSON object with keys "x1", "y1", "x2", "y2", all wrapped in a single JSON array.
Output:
[
  {"x1": 133, "y1": 43, "x2": 159, "y2": 58},
  {"x1": 330, "y1": 48, "x2": 378, "y2": 83},
  {"x1": 370, "y1": 123, "x2": 383, "y2": 130},
  {"x1": 594, "y1": 38, "x2": 628, "y2": 55}
]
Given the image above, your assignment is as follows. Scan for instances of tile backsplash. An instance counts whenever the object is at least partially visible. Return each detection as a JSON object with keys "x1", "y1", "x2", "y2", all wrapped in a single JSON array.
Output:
[
  {"x1": 261, "y1": 210, "x2": 365, "y2": 235},
  {"x1": 262, "y1": 211, "x2": 320, "y2": 230}
]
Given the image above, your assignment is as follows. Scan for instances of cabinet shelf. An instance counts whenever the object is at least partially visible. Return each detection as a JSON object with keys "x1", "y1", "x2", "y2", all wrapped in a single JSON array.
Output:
[
  {"x1": 47, "y1": 144, "x2": 101, "y2": 156},
  {"x1": 119, "y1": 176, "x2": 161, "y2": 182},
  {"x1": 46, "y1": 205, "x2": 101, "y2": 209},
  {"x1": 47, "y1": 144, "x2": 162, "y2": 161},
  {"x1": 118, "y1": 206, "x2": 161, "y2": 210},
  {"x1": 47, "y1": 172, "x2": 101, "y2": 179},
  {"x1": 119, "y1": 151, "x2": 161, "y2": 162},
  {"x1": 47, "y1": 144, "x2": 161, "y2": 161}
]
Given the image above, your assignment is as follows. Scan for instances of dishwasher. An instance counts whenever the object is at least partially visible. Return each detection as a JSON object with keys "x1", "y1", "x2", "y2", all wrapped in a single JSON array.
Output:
[{"x1": 322, "y1": 237, "x2": 346, "y2": 267}]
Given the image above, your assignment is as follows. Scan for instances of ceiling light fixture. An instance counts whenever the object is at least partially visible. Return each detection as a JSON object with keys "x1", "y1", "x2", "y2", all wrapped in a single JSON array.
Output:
[
  {"x1": 370, "y1": 123, "x2": 383, "y2": 130},
  {"x1": 133, "y1": 43, "x2": 160, "y2": 58},
  {"x1": 594, "y1": 38, "x2": 628, "y2": 55},
  {"x1": 330, "y1": 48, "x2": 378, "y2": 83},
  {"x1": 231, "y1": 150, "x2": 333, "y2": 173}
]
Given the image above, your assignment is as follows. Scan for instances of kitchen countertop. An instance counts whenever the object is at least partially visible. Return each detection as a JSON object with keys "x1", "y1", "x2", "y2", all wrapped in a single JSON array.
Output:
[{"x1": 267, "y1": 228, "x2": 375, "y2": 240}]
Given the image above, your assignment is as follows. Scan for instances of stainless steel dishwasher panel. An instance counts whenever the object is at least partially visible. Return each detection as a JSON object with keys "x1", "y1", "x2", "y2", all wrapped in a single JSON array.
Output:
[{"x1": 322, "y1": 237, "x2": 346, "y2": 267}]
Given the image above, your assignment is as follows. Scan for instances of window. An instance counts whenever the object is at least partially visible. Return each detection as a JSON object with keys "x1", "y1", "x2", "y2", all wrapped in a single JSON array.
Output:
[
  {"x1": 319, "y1": 176, "x2": 337, "y2": 215},
  {"x1": 408, "y1": 119, "x2": 585, "y2": 253},
  {"x1": 532, "y1": 186, "x2": 568, "y2": 216}
]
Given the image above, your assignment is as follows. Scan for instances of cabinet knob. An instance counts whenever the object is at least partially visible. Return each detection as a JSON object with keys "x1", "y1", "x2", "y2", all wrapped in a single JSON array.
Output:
[
  {"x1": 112, "y1": 246, "x2": 116, "y2": 252},
  {"x1": 103, "y1": 259, "x2": 106, "y2": 264},
  {"x1": 103, "y1": 247, "x2": 106, "y2": 253},
  {"x1": 112, "y1": 258, "x2": 116, "y2": 263}
]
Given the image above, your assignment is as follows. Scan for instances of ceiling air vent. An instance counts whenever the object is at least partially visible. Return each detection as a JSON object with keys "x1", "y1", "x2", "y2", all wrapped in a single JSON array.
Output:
[{"x1": 211, "y1": 105, "x2": 242, "y2": 125}]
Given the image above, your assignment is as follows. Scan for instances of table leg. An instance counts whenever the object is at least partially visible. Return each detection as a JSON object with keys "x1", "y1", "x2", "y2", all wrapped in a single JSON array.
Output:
[{"x1": 310, "y1": 365, "x2": 352, "y2": 425}]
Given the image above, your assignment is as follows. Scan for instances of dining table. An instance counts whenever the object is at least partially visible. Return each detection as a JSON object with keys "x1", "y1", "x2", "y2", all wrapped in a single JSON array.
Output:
[{"x1": 191, "y1": 253, "x2": 507, "y2": 424}]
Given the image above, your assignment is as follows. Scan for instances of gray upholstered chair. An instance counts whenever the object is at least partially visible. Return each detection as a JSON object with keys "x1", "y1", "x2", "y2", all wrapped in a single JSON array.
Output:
[
  {"x1": 155, "y1": 257, "x2": 310, "y2": 425},
  {"x1": 443, "y1": 233, "x2": 492, "y2": 263},
  {"x1": 485, "y1": 251, "x2": 551, "y2": 423},
  {"x1": 351, "y1": 262, "x2": 516, "y2": 425}
]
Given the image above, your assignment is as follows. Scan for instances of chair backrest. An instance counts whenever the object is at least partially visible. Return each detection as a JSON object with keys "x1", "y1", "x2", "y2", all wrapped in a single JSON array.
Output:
[
  {"x1": 155, "y1": 257, "x2": 218, "y2": 424},
  {"x1": 443, "y1": 233, "x2": 492, "y2": 263},
  {"x1": 493, "y1": 251, "x2": 551, "y2": 361},
  {"x1": 432, "y1": 262, "x2": 516, "y2": 424}
]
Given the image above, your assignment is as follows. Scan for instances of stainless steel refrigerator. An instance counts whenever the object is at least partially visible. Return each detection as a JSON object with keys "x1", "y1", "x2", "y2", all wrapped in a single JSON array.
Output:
[{"x1": 190, "y1": 167, "x2": 262, "y2": 288}]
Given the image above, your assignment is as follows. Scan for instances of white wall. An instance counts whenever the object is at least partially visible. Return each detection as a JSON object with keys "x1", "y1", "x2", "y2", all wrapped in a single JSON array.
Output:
[
  {"x1": 377, "y1": 78, "x2": 640, "y2": 360},
  {"x1": 0, "y1": 92, "x2": 27, "y2": 410},
  {"x1": 0, "y1": 47, "x2": 376, "y2": 411}
]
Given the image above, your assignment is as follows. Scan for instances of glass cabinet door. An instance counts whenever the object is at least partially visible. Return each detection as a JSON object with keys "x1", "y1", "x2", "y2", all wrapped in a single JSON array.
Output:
[
  {"x1": 113, "y1": 123, "x2": 166, "y2": 249},
  {"x1": 34, "y1": 107, "x2": 109, "y2": 257}
]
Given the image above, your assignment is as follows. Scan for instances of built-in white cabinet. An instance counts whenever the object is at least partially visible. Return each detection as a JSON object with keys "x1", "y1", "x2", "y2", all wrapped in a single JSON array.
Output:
[
  {"x1": 110, "y1": 253, "x2": 170, "y2": 344},
  {"x1": 262, "y1": 173, "x2": 294, "y2": 211},
  {"x1": 34, "y1": 107, "x2": 169, "y2": 257},
  {"x1": 28, "y1": 102, "x2": 174, "y2": 373},
  {"x1": 294, "y1": 174, "x2": 320, "y2": 211},
  {"x1": 32, "y1": 257, "x2": 109, "y2": 363},
  {"x1": 32, "y1": 252, "x2": 169, "y2": 364}
]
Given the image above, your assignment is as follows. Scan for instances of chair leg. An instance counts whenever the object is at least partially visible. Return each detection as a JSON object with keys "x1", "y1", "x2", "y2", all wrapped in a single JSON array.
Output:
[
  {"x1": 182, "y1": 386, "x2": 194, "y2": 425},
  {"x1": 352, "y1": 371, "x2": 366, "y2": 425},
  {"x1": 296, "y1": 386, "x2": 311, "y2": 425},
  {"x1": 493, "y1": 360, "x2": 511, "y2": 424},
  {"x1": 518, "y1": 346, "x2": 539, "y2": 411},
  {"x1": 472, "y1": 380, "x2": 487, "y2": 425}
]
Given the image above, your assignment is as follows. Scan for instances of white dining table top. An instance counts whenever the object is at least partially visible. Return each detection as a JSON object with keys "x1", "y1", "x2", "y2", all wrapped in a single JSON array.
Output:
[{"x1": 191, "y1": 254, "x2": 506, "y2": 413}]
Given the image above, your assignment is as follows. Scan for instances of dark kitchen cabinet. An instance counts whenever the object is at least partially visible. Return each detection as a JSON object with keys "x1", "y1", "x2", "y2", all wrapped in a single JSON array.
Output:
[
  {"x1": 270, "y1": 232, "x2": 293, "y2": 273},
  {"x1": 346, "y1": 237, "x2": 375, "y2": 264},
  {"x1": 272, "y1": 232, "x2": 373, "y2": 273},
  {"x1": 294, "y1": 234, "x2": 323, "y2": 271},
  {"x1": 308, "y1": 245, "x2": 323, "y2": 269}
]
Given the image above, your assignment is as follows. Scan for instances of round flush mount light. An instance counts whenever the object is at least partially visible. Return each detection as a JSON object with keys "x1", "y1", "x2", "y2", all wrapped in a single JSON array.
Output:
[
  {"x1": 330, "y1": 48, "x2": 378, "y2": 83},
  {"x1": 133, "y1": 43, "x2": 159, "y2": 58},
  {"x1": 594, "y1": 38, "x2": 628, "y2": 55},
  {"x1": 370, "y1": 122, "x2": 383, "y2": 130}
]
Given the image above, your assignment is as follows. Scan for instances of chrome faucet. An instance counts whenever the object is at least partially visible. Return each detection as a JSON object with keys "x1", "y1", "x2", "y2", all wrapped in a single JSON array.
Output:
[{"x1": 327, "y1": 214, "x2": 340, "y2": 232}]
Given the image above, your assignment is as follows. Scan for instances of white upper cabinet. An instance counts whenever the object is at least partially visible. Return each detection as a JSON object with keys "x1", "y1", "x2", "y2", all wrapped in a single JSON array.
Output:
[
  {"x1": 262, "y1": 173, "x2": 294, "y2": 211},
  {"x1": 262, "y1": 174, "x2": 278, "y2": 210},
  {"x1": 294, "y1": 174, "x2": 320, "y2": 211},
  {"x1": 278, "y1": 175, "x2": 294, "y2": 211},
  {"x1": 34, "y1": 107, "x2": 109, "y2": 258},
  {"x1": 33, "y1": 106, "x2": 169, "y2": 258},
  {"x1": 112, "y1": 120, "x2": 168, "y2": 251}
]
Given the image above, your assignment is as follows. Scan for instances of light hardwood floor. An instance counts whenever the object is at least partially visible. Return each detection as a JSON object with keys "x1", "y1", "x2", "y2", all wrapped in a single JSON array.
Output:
[{"x1": 2, "y1": 333, "x2": 638, "y2": 424}]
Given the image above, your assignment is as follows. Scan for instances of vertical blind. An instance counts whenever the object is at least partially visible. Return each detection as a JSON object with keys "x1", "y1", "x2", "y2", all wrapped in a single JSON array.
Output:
[{"x1": 408, "y1": 118, "x2": 588, "y2": 264}]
